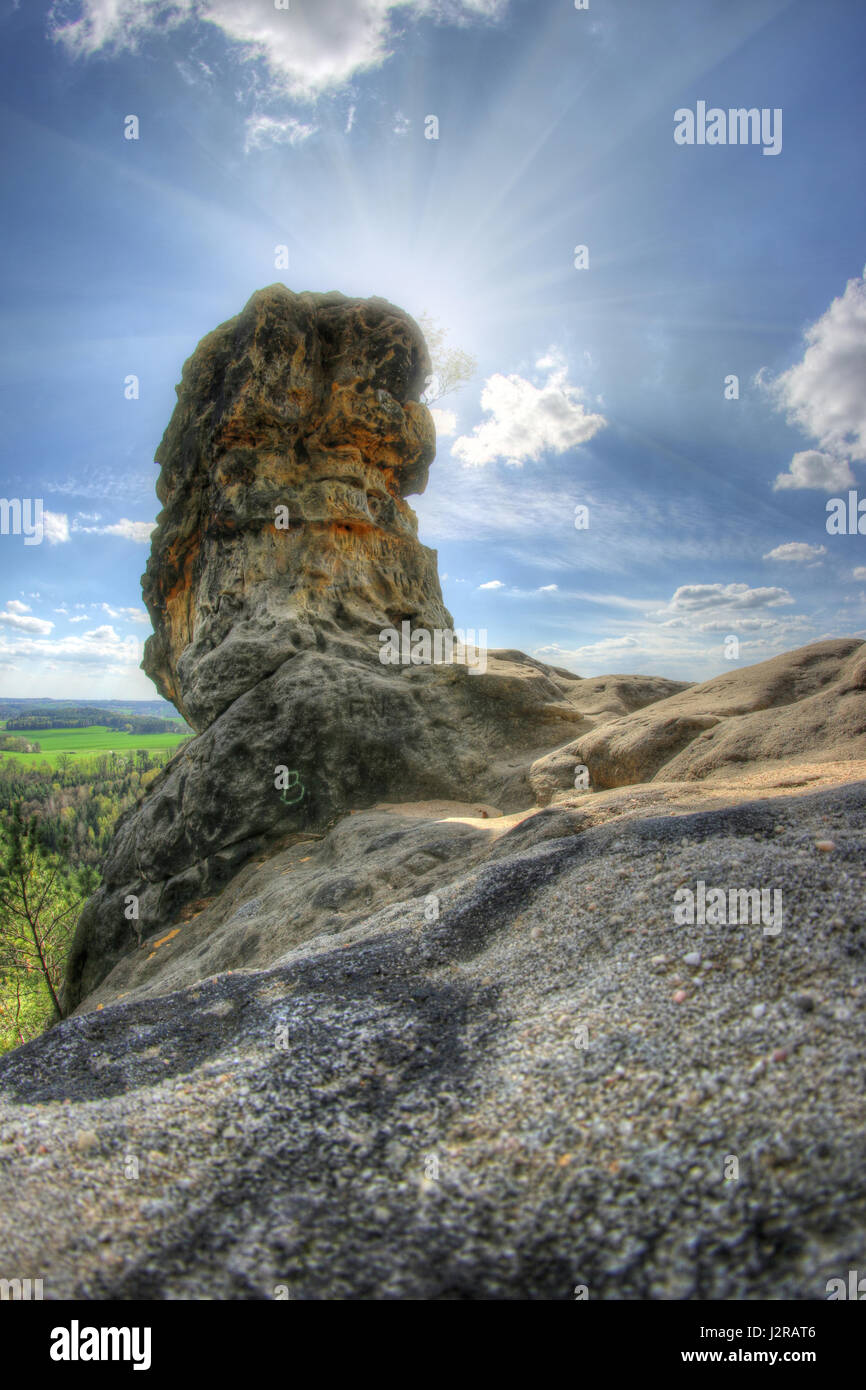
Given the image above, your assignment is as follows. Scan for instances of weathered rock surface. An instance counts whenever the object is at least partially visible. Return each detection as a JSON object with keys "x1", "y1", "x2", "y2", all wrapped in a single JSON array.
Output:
[
  {"x1": 63, "y1": 652, "x2": 690, "y2": 1010},
  {"x1": 67, "y1": 758, "x2": 866, "y2": 1013},
  {"x1": 531, "y1": 638, "x2": 866, "y2": 797},
  {"x1": 2, "y1": 778, "x2": 865, "y2": 1299}
]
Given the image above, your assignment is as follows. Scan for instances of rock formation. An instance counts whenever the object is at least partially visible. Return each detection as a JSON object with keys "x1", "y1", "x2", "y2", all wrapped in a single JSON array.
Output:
[
  {"x1": 62, "y1": 287, "x2": 611, "y2": 1007},
  {"x1": 141, "y1": 286, "x2": 451, "y2": 731},
  {"x1": 4, "y1": 287, "x2": 865, "y2": 1300}
]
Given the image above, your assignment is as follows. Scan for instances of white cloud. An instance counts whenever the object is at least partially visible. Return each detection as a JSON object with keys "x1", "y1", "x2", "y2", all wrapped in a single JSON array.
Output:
[
  {"x1": 477, "y1": 579, "x2": 504, "y2": 590},
  {"x1": 44, "y1": 511, "x2": 70, "y2": 544},
  {"x1": 345, "y1": 104, "x2": 356, "y2": 133},
  {"x1": 0, "y1": 626, "x2": 142, "y2": 669},
  {"x1": 0, "y1": 609, "x2": 54, "y2": 635},
  {"x1": 72, "y1": 516, "x2": 156, "y2": 543},
  {"x1": 662, "y1": 583, "x2": 794, "y2": 614},
  {"x1": 530, "y1": 589, "x2": 817, "y2": 678},
  {"x1": 6, "y1": 600, "x2": 30, "y2": 614},
  {"x1": 854, "y1": 568, "x2": 866, "y2": 581},
  {"x1": 761, "y1": 265, "x2": 866, "y2": 487},
  {"x1": 430, "y1": 407, "x2": 457, "y2": 437},
  {"x1": 520, "y1": 550, "x2": 848, "y2": 677},
  {"x1": 50, "y1": 0, "x2": 509, "y2": 101},
  {"x1": 538, "y1": 584, "x2": 558, "y2": 592},
  {"x1": 452, "y1": 351, "x2": 606, "y2": 468},
  {"x1": 763, "y1": 541, "x2": 827, "y2": 564},
  {"x1": 393, "y1": 111, "x2": 411, "y2": 136},
  {"x1": 652, "y1": 583, "x2": 812, "y2": 646},
  {"x1": 535, "y1": 635, "x2": 639, "y2": 664},
  {"x1": 773, "y1": 449, "x2": 855, "y2": 492},
  {"x1": 244, "y1": 114, "x2": 317, "y2": 152}
]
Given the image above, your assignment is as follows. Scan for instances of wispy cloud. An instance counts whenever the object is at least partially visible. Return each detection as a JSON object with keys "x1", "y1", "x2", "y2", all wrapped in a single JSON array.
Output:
[
  {"x1": 527, "y1": 577, "x2": 820, "y2": 679},
  {"x1": 533, "y1": 603, "x2": 817, "y2": 678},
  {"x1": 48, "y1": 469, "x2": 154, "y2": 502},
  {"x1": 71, "y1": 516, "x2": 155, "y2": 543},
  {"x1": 535, "y1": 634, "x2": 640, "y2": 665},
  {"x1": 0, "y1": 625, "x2": 142, "y2": 669},
  {"x1": 100, "y1": 602, "x2": 150, "y2": 623},
  {"x1": 763, "y1": 541, "x2": 827, "y2": 565},
  {"x1": 244, "y1": 113, "x2": 317, "y2": 153}
]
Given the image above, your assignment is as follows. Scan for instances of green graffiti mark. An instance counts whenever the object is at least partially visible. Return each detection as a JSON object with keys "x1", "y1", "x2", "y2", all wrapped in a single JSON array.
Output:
[{"x1": 279, "y1": 770, "x2": 305, "y2": 807}]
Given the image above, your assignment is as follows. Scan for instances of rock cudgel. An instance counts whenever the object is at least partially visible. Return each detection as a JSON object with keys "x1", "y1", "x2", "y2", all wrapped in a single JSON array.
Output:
[{"x1": 142, "y1": 285, "x2": 451, "y2": 731}]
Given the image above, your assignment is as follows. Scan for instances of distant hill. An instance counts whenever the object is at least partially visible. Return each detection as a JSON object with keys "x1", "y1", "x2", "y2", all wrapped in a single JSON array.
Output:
[{"x1": 0, "y1": 699, "x2": 189, "y2": 735}]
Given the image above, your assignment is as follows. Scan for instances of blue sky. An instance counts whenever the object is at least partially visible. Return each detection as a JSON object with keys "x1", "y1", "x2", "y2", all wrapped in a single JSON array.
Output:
[{"x1": 1, "y1": 0, "x2": 865, "y2": 699}]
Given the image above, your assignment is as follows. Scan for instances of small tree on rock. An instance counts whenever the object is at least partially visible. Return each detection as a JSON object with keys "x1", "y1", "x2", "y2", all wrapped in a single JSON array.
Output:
[
  {"x1": 416, "y1": 313, "x2": 477, "y2": 405},
  {"x1": 0, "y1": 808, "x2": 83, "y2": 1041}
]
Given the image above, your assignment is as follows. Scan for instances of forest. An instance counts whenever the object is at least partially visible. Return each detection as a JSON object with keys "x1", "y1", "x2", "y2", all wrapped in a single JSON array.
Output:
[{"x1": 0, "y1": 745, "x2": 182, "y2": 1053}]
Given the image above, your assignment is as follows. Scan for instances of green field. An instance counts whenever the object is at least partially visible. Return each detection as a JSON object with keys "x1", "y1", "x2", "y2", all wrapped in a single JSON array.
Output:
[{"x1": 0, "y1": 726, "x2": 190, "y2": 767}]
